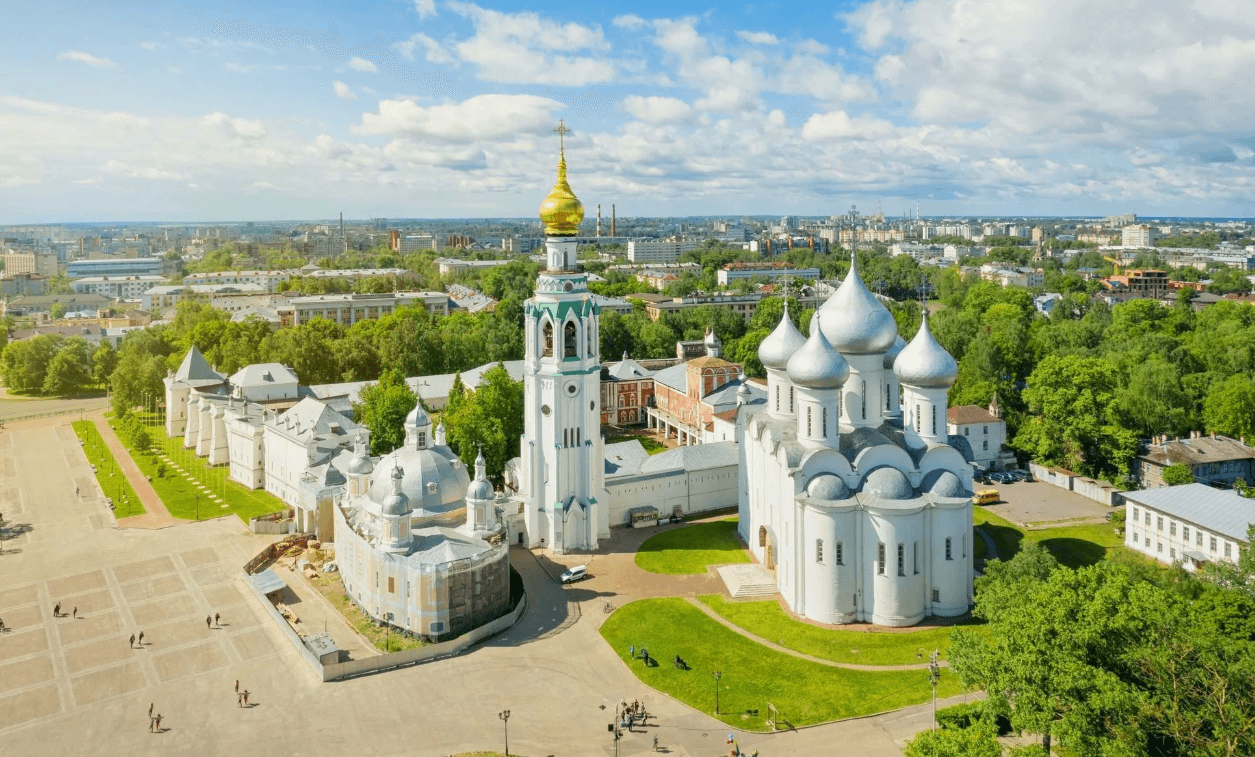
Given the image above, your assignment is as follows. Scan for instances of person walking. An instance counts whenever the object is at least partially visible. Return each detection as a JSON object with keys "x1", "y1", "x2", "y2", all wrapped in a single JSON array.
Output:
[
  {"x1": 242, "y1": 690, "x2": 250, "y2": 707},
  {"x1": 72, "y1": 607, "x2": 77, "y2": 619},
  {"x1": 129, "y1": 634, "x2": 136, "y2": 649},
  {"x1": 629, "y1": 644, "x2": 635, "y2": 659},
  {"x1": 53, "y1": 603, "x2": 61, "y2": 618},
  {"x1": 154, "y1": 714, "x2": 162, "y2": 733},
  {"x1": 138, "y1": 631, "x2": 145, "y2": 646},
  {"x1": 206, "y1": 615, "x2": 212, "y2": 630},
  {"x1": 148, "y1": 703, "x2": 153, "y2": 718},
  {"x1": 234, "y1": 679, "x2": 239, "y2": 694},
  {"x1": 0, "y1": 617, "x2": 6, "y2": 633},
  {"x1": 653, "y1": 735, "x2": 659, "y2": 752},
  {"x1": 214, "y1": 612, "x2": 221, "y2": 627},
  {"x1": 237, "y1": 693, "x2": 243, "y2": 708}
]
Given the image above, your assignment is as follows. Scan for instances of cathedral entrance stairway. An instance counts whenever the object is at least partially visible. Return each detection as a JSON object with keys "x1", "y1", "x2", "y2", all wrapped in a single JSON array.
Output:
[{"x1": 717, "y1": 564, "x2": 777, "y2": 599}]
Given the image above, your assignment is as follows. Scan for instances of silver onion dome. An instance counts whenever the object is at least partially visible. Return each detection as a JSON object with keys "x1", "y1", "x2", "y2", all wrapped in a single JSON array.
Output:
[
  {"x1": 817, "y1": 253, "x2": 899, "y2": 355},
  {"x1": 786, "y1": 315, "x2": 850, "y2": 390},
  {"x1": 757, "y1": 303, "x2": 806, "y2": 371},
  {"x1": 894, "y1": 312, "x2": 958, "y2": 388}
]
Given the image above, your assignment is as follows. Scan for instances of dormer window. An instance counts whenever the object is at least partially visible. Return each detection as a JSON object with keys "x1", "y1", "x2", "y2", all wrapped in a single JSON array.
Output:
[{"x1": 416, "y1": 431, "x2": 426, "y2": 448}]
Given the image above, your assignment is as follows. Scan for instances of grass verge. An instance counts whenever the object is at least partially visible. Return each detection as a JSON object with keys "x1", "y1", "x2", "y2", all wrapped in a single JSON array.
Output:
[
  {"x1": 109, "y1": 412, "x2": 286, "y2": 523},
  {"x1": 975, "y1": 506, "x2": 1130, "y2": 568},
  {"x1": 696, "y1": 594, "x2": 983, "y2": 666},
  {"x1": 71, "y1": 420, "x2": 145, "y2": 518},
  {"x1": 600, "y1": 598, "x2": 966, "y2": 730},
  {"x1": 635, "y1": 518, "x2": 749, "y2": 574},
  {"x1": 605, "y1": 434, "x2": 668, "y2": 455},
  {"x1": 308, "y1": 570, "x2": 425, "y2": 653}
]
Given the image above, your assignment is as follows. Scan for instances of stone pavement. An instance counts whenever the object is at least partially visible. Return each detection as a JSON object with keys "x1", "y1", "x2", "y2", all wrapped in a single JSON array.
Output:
[
  {"x1": 984, "y1": 480, "x2": 1112, "y2": 528},
  {"x1": 0, "y1": 417, "x2": 971, "y2": 756}
]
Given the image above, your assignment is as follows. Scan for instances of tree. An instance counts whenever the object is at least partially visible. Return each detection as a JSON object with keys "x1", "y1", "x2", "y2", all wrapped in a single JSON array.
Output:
[
  {"x1": 0, "y1": 334, "x2": 64, "y2": 393},
  {"x1": 109, "y1": 352, "x2": 167, "y2": 416},
  {"x1": 354, "y1": 368, "x2": 417, "y2": 456},
  {"x1": 1161, "y1": 464, "x2": 1195, "y2": 486},
  {"x1": 903, "y1": 717, "x2": 1001, "y2": 757},
  {"x1": 442, "y1": 364, "x2": 524, "y2": 482},
  {"x1": 92, "y1": 340, "x2": 117, "y2": 387},
  {"x1": 1204, "y1": 375, "x2": 1255, "y2": 442},
  {"x1": 41, "y1": 337, "x2": 93, "y2": 396}
]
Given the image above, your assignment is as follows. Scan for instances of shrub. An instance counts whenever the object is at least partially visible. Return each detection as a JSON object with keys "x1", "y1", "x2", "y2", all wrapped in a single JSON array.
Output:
[{"x1": 935, "y1": 702, "x2": 1011, "y2": 736}]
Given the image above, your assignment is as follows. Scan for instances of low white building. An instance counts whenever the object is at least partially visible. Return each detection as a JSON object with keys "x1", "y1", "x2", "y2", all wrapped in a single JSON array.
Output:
[
  {"x1": 1122, "y1": 484, "x2": 1255, "y2": 571},
  {"x1": 71, "y1": 275, "x2": 168, "y2": 299},
  {"x1": 263, "y1": 397, "x2": 361, "y2": 525},
  {"x1": 184, "y1": 270, "x2": 291, "y2": 291},
  {"x1": 229, "y1": 363, "x2": 299, "y2": 403},
  {"x1": 946, "y1": 396, "x2": 1014, "y2": 471},
  {"x1": 283, "y1": 291, "x2": 448, "y2": 326}
]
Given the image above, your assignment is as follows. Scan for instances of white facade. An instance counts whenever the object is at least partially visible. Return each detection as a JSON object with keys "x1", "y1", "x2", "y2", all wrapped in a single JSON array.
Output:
[
  {"x1": 71, "y1": 275, "x2": 168, "y2": 299},
  {"x1": 184, "y1": 270, "x2": 291, "y2": 291},
  {"x1": 627, "y1": 239, "x2": 700, "y2": 264},
  {"x1": 1122, "y1": 224, "x2": 1157, "y2": 248},
  {"x1": 263, "y1": 398, "x2": 360, "y2": 509},
  {"x1": 285, "y1": 291, "x2": 448, "y2": 326},
  {"x1": 225, "y1": 402, "x2": 267, "y2": 489},
  {"x1": 1122, "y1": 484, "x2": 1252, "y2": 571}
]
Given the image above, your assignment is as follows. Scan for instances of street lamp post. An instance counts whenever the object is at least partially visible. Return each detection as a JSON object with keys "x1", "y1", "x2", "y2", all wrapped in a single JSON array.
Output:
[
  {"x1": 713, "y1": 670, "x2": 723, "y2": 715},
  {"x1": 918, "y1": 648, "x2": 941, "y2": 731},
  {"x1": 498, "y1": 709, "x2": 511, "y2": 756},
  {"x1": 194, "y1": 492, "x2": 199, "y2": 522}
]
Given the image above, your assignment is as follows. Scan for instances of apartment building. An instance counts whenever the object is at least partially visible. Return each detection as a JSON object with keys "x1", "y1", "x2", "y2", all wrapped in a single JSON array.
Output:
[{"x1": 281, "y1": 291, "x2": 449, "y2": 326}]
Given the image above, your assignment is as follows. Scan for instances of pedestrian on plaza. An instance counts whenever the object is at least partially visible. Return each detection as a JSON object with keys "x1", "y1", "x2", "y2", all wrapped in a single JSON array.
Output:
[
  {"x1": 148, "y1": 702, "x2": 153, "y2": 718},
  {"x1": 206, "y1": 615, "x2": 212, "y2": 629},
  {"x1": 72, "y1": 607, "x2": 77, "y2": 619},
  {"x1": 243, "y1": 690, "x2": 250, "y2": 707},
  {"x1": 234, "y1": 679, "x2": 239, "y2": 694},
  {"x1": 237, "y1": 693, "x2": 243, "y2": 708},
  {"x1": 53, "y1": 603, "x2": 61, "y2": 617},
  {"x1": 629, "y1": 643, "x2": 635, "y2": 659},
  {"x1": 0, "y1": 617, "x2": 5, "y2": 633},
  {"x1": 148, "y1": 716, "x2": 155, "y2": 733},
  {"x1": 654, "y1": 735, "x2": 659, "y2": 752},
  {"x1": 138, "y1": 631, "x2": 145, "y2": 646},
  {"x1": 129, "y1": 634, "x2": 136, "y2": 649},
  {"x1": 214, "y1": 612, "x2": 221, "y2": 627},
  {"x1": 154, "y1": 714, "x2": 162, "y2": 733}
]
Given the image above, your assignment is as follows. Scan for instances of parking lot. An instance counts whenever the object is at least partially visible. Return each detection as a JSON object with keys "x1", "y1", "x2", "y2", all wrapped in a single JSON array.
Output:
[{"x1": 977, "y1": 477, "x2": 1114, "y2": 528}]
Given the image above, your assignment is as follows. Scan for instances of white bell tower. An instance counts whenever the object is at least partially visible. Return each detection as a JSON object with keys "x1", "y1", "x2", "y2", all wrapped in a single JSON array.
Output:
[{"x1": 517, "y1": 122, "x2": 608, "y2": 553}]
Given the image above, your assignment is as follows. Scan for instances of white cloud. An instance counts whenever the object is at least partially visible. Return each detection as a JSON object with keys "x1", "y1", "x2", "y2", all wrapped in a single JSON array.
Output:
[
  {"x1": 138, "y1": 41, "x2": 165, "y2": 51},
  {"x1": 613, "y1": 14, "x2": 647, "y2": 31},
  {"x1": 413, "y1": 0, "x2": 437, "y2": 19},
  {"x1": 736, "y1": 30, "x2": 779, "y2": 45},
  {"x1": 244, "y1": 181, "x2": 277, "y2": 192},
  {"x1": 394, "y1": 33, "x2": 454, "y2": 64},
  {"x1": 353, "y1": 94, "x2": 564, "y2": 141},
  {"x1": 622, "y1": 96, "x2": 692, "y2": 124},
  {"x1": 225, "y1": 63, "x2": 255, "y2": 74},
  {"x1": 348, "y1": 57, "x2": 378, "y2": 73},
  {"x1": 57, "y1": 50, "x2": 117, "y2": 68},
  {"x1": 449, "y1": 3, "x2": 615, "y2": 85},
  {"x1": 333, "y1": 81, "x2": 356, "y2": 101}
]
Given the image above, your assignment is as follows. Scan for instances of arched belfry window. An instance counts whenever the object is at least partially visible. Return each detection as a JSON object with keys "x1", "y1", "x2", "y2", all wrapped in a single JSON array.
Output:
[
  {"x1": 587, "y1": 321, "x2": 596, "y2": 357},
  {"x1": 564, "y1": 320, "x2": 578, "y2": 358},
  {"x1": 542, "y1": 321, "x2": 554, "y2": 358}
]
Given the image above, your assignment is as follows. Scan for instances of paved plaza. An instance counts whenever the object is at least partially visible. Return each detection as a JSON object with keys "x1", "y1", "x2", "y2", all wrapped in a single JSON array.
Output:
[
  {"x1": 0, "y1": 416, "x2": 967, "y2": 756},
  {"x1": 980, "y1": 479, "x2": 1113, "y2": 527}
]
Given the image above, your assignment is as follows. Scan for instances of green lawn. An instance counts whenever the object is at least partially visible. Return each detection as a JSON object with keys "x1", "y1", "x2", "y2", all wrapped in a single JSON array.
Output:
[
  {"x1": 600, "y1": 598, "x2": 965, "y2": 730},
  {"x1": 108, "y1": 413, "x2": 286, "y2": 523},
  {"x1": 975, "y1": 506, "x2": 1128, "y2": 569},
  {"x1": 696, "y1": 594, "x2": 982, "y2": 666},
  {"x1": 72, "y1": 421, "x2": 146, "y2": 518},
  {"x1": 635, "y1": 518, "x2": 750, "y2": 574},
  {"x1": 309, "y1": 570, "x2": 425, "y2": 653},
  {"x1": 605, "y1": 434, "x2": 667, "y2": 455}
]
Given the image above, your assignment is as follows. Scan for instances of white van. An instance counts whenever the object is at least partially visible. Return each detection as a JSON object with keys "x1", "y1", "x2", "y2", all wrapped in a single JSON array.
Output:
[{"x1": 559, "y1": 565, "x2": 588, "y2": 584}]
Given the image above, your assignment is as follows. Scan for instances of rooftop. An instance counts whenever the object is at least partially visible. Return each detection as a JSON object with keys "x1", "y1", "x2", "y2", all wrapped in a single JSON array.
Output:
[
  {"x1": 1140, "y1": 435, "x2": 1255, "y2": 467},
  {"x1": 1123, "y1": 483, "x2": 1255, "y2": 542},
  {"x1": 947, "y1": 405, "x2": 1001, "y2": 426}
]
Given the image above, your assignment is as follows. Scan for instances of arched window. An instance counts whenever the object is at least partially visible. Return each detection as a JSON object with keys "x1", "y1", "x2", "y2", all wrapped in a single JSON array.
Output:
[
  {"x1": 915, "y1": 404, "x2": 922, "y2": 432},
  {"x1": 815, "y1": 539, "x2": 823, "y2": 563},
  {"x1": 886, "y1": 383, "x2": 891, "y2": 410},
  {"x1": 897, "y1": 543, "x2": 905, "y2": 576},
  {"x1": 962, "y1": 535, "x2": 966, "y2": 558},
  {"x1": 877, "y1": 542, "x2": 885, "y2": 574},
  {"x1": 564, "y1": 320, "x2": 578, "y2": 358},
  {"x1": 587, "y1": 321, "x2": 595, "y2": 357},
  {"x1": 822, "y1": 407, "x2": 828, "y2": 438},
  {"x1": 932, "y1": 406, "x2": 937, "y2": 435},
  {"x1": 861, "y1": 380, "x2": 866, "y2": 419},
  {"x1": 835, "y1": 541, "x2": 843, "y2": 565},
  {"x1": 775, "y1": 385, "x2": 780, "y2": 412},
  {"x1": 542, "y1": 321, "x2": 554, "y2": 358},
  {"x1": 806, "y1": 407, "x2": 812, "y2": 437},
  {"x1": 945, "y1": 537, "x2": 953, "y2": 560},
  {"x1": 789, "y1": 386, "x2": 794, "y2": 413},
  {"x1": 913, "y1": 541, "x2": 919, "y2": 574}
]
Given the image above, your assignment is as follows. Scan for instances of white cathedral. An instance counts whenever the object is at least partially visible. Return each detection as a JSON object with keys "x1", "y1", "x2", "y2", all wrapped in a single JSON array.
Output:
[{"x1": 509, "y1": 137, "x2": 974, "y2": 627}]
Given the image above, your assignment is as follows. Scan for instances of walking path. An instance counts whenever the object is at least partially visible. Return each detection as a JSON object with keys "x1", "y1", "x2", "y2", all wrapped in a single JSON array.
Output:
[
  {"x1": 82, "y1": 411, "x2": 176, "y2": 530},
  {"x1": 974, "y1": 525, "x2": 998, "y2": 561},
  {"x1": 684, "y1": 596, "x2": 949, "y2": 672}
]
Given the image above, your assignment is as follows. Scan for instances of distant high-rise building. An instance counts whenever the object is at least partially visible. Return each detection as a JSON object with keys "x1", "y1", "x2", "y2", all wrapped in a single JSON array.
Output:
[{"x1": 1122, "y1": 225, "x2": 1156, "y2": 248}]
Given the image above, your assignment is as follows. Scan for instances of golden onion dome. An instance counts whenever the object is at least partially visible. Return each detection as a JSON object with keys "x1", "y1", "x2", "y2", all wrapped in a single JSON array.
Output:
[{"x1": 538, "y1": 151, "x2": 584, "y2": 237}]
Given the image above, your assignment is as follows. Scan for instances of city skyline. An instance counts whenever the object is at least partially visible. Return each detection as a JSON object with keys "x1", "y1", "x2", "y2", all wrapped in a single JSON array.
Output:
[{"x1": 3, "y1": 0, "x2": 1254, "y2": 223}]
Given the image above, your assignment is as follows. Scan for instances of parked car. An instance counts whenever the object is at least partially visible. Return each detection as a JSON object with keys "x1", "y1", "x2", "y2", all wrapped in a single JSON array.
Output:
[{"x1": 559, "y1": 565, "x2": 588, "y2": 584}]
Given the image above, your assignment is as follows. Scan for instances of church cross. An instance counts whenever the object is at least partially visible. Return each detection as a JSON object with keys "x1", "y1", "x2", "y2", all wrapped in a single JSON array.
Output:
[{"x1": 553, "y1": 120, "x2": 571, "y2": 152}]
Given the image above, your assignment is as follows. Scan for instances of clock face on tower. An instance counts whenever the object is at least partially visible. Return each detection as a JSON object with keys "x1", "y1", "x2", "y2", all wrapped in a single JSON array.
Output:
[{"x1": 562, "y1": 281, "x2": 574, "y2": 292}]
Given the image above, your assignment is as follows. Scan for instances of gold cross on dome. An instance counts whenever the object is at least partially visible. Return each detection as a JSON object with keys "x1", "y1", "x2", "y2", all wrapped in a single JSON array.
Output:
[{"x1": 553, "y1": 120, "x2": 571, "y2": 152}]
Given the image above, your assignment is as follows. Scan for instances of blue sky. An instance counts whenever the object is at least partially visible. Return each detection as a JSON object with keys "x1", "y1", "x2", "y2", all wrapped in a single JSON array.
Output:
[{"x1": 2, "y1": 0, "x2": 1254, "y2": 222}]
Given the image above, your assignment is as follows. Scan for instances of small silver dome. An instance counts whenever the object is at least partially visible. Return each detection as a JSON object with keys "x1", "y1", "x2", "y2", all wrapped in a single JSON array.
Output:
[
  {"x1": 323, "y1": 464, "x2": 346, "y2": 486},
  {"x1": 862, "y1": 467, "x2": 913, "y2": 499},
  {"x1": 927, "y1": 470, "x2": 968, "y2": 498},
  {"x1": 468, "y1": 477, "x2": 494, "y2": 502},
  {"x1": 758, "y1": 304, "x2": 806, "y2": 371},
  {"x1": 347, "y1": 454, "x2": 374, "y2": 476},
  {"x1": 787, "y1": 315, "x2": 850, "y2": 390},
  {"x1": 381, "y1": 491, "x2": 410, "y2": 516},
  {"x1": 405, "y1": 402, "x2": 431, "y2": 429},
  {"x1": 882, "y1": 335, "x2": 907, "y2": 370},
  {"x1": 817, "y1": 254, "x2": 899, "y2": 355},
  {"x1": 806, "y1": 473, "x2": 851, "y2": 501},
  {"x1": 704, "y1": 328, "x2": 721, "y2": 347},
  {"x1": 894, "y1": 313, "x2": 958, "y2": 388}
]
